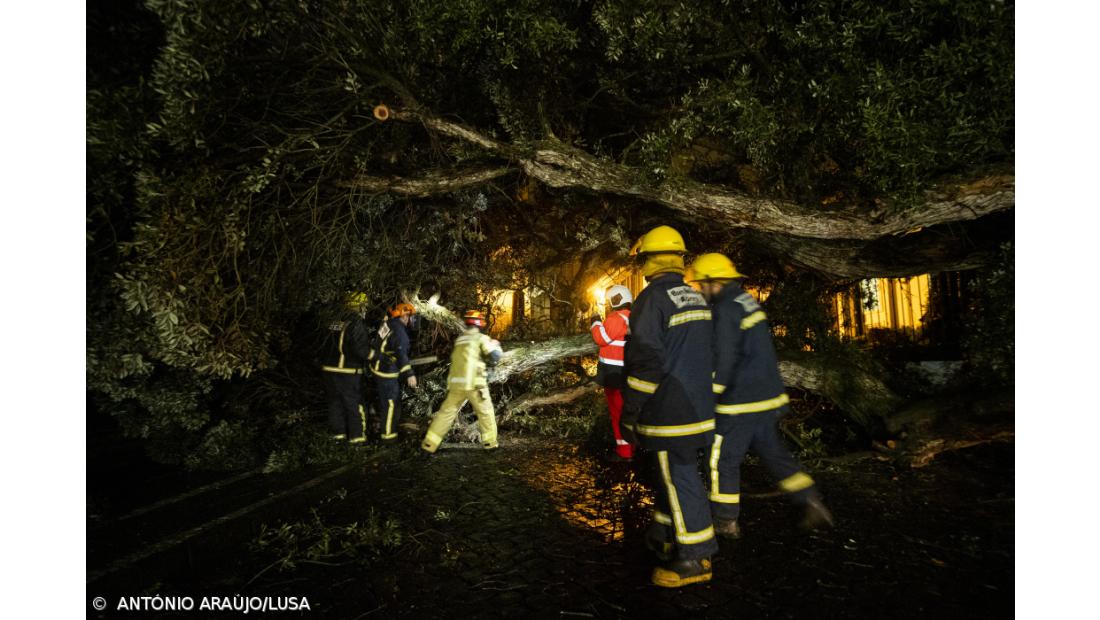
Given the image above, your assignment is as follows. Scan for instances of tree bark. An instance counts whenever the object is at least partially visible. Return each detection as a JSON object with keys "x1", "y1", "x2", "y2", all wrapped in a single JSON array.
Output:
[
  {"x1": 368, "y1": 107, "x2": 1013, "y2": 243},
  {"x1": 506, "y1": 382, "x2": 600, "y2": 415},
  {"x1": 412, "y1": 304, "x2": 902, "y2": 428},
  {"x1": 777, "y1": 355, "x2": 902, "y2": 430},
  {"x1": 337, "y1": 166, "x2": 513, "y2": 198},
  {"x1": 759, "y1": 230, "x2": 998, "y2": 279}
]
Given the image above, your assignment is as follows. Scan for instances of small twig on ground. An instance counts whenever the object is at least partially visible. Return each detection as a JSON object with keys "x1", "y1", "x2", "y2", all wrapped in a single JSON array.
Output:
[
  {"x1": 299, "y1": 559, "x2": 349, "y2": 567},
  {"x1": 243, "y1": 559, "x2": 284, "y2": 588},
  {"x1": 351, "y1": 604, "x2": 387, "y2": 620},
  {"x1": 454, "y1": 501, "x2": 483, "y2": 515}
]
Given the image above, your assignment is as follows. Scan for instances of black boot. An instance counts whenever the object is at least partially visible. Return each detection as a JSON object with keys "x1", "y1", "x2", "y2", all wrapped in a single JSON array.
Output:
[
  {"x1": 645, "y1": 538, "x2": 674, "y2": 562},
  {"x1": 651, "y1": 557, "x2": 713, "y2": 588},
  {"x1": 714, "y1": 518, "x2": 742, "y2": 539}
]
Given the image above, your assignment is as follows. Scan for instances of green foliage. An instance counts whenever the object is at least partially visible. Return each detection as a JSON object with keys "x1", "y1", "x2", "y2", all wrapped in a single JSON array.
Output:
[
  {"x1": 959, "y1": 242, "x2": 1014, "y2": 387},
  {"x1": 781, "y1": 421, "x2": 828, "y2": 460},
  {"x1": 600, "y1": 0, "x2": 1013, "y2": 202},
  {"x1": 252, "y1": 505, "x2": 404, "y2": 572}
]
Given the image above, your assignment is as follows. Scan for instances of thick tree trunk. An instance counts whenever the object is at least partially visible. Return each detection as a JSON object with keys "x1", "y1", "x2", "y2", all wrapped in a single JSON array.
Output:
[
  {"x1": 358, "y1": 108, "x2": 1014, "y2": 243},
  {"x1": 412, "y1": 304, "x2": 902, "y2": 428},
  {"x1": 777, "y1": 355, "x2": 902, "y2": 430},
  {"x1": 350, "y1": 108, "x2": 1012, "y2": 279},
  {"x1": 506, "y1": 382, "x2": 600, "y2": 415}
]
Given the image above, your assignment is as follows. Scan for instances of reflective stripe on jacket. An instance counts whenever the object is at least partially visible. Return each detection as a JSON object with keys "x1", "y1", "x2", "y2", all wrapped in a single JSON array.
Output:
[
  {"x1": 623, "y1": 273, "x2": 715, "y2": 451},
  {"x1": 369, "y1": 317, "x2": 416, "y2": 380},
  {"x1": 710, "y1": 281, "x2": 788, "y2": 428},
  {"x1": 590, "y1": 308, "x2": 630, "y2": 367},
  {"x1": 447, "y1": 327, "x2": 504, "y2": 390},
  {"x1": 321, "y1": 317, "x2": 372, "y2": 374}
]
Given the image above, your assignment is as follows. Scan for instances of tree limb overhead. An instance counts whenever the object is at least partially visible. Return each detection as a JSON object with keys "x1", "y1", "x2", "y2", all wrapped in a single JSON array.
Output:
[
  {"x1": 384, "y1": 107, "x2": 1013, "y2": 242},
  {"x1": 339, "y1": 166, "x2": 514, "y2": 197}
]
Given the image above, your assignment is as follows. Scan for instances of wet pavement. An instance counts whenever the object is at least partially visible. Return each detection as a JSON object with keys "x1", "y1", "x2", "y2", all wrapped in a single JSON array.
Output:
[{"x1": 88, "y1": 435, "x2": 1013, "y2": 618}]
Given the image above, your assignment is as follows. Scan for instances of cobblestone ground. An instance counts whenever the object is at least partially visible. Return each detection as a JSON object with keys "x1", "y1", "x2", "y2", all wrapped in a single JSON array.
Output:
[
  {"x1": 245, "y1": 437, "x2": 1013, "y2": 619},
  {"x1": 88, "y1": 433, "x2": 1013, "y2": 619}
]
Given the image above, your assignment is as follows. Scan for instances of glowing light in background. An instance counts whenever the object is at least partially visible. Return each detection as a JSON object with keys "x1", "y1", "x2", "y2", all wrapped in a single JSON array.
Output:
[{"x1": 590, "y1": 284, "x2": 607, "y2": 309}]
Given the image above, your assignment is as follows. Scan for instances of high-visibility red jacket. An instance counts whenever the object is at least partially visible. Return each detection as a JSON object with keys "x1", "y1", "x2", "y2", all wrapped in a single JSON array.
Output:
[{"x1": 590, "y1": 309, "x2": 630, "y2": 367}]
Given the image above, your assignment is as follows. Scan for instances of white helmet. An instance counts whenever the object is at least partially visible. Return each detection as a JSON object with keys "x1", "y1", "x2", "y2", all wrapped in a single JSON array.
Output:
[{"x1": 606, "y1": 284, "x2": 633, "y2": 308}]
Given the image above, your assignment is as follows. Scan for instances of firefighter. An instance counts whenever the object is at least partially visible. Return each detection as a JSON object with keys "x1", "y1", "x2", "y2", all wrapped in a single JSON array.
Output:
[
  {"x1": 622, "y1": 225, "x2": 718, "y2": 588},
  {"x1": 368, "y1": 302, "x2": 418, "y2": 443},
  {"x1": 321, "y1": 292, "x2": 373, "y2": 444},
  {"x1": 689, "y1": 252, "x2": 834, "y2": 539},
  {"x1": 589, "y1": 285, "x2": 634, "y2": 461},
  {"x1": 421, "y1": 310, "x2": 504, "y2": 453}
]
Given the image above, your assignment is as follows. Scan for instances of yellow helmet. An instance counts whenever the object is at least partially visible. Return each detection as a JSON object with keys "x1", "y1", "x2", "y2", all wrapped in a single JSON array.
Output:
[
  {"x1": 344, "y1": 292, "x2": 369, "y2": 311},
  {"x1": 631, "y1": 225, "x2": 687, "y2": 255},
  {"x1": 688, "y1": 253, "x2": 745, "y2": 282}
]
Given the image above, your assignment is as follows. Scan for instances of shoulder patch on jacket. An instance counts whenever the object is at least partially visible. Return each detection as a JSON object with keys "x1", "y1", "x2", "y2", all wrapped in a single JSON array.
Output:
[
  {"x1": 734, "y1": 292, "x2": 761, "y2": 313},
  {"x1": 667, "y1": 286, "x2": 707, "y2": 308}
]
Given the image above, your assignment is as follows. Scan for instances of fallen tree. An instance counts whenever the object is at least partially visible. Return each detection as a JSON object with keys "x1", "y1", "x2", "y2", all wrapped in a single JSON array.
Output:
[
  {"x1": 374, "y1": 109, "x2": 1013, "y2": 244},
  {"x1": 86, "y1": 1, "x2": 1014, "y2": 469},
  {"x1": 416, "y1": 300, "x2": 901, "y2": 429}
]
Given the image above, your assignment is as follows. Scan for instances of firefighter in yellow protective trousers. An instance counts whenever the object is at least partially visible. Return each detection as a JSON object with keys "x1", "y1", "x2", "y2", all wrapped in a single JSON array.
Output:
[{"x1": 421, "y1": 310, "x2": 504, "y2": 452}]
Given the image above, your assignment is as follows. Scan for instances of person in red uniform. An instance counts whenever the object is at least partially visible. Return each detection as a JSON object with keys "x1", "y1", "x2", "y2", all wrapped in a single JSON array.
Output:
[{"x1": 589, "y1": 285, "x2": 634, "y2": 461}]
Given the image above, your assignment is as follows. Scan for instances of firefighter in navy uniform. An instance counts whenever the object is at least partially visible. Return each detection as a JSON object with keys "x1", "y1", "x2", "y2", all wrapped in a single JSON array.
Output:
[
  {"x1": 589, "y1": 285, "x2": 634, "y2": 461},
  {"x1": 622, "y1": 225, "x2": 718, "y2": 588},
  {"x1": 369, "y1": 302, "x2": 418, "y2": 443},
  {"x1": 321, "y1": 293, "x2": 373, "y2": 444},
  {"x1": 689, "y1": 253, "x2": 834, "y2": 538}
]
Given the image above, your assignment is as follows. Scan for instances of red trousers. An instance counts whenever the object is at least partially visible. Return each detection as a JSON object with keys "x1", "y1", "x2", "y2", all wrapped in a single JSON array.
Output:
[{"x1": 604, "y1": 387, "x2": 634, "y2": 458}]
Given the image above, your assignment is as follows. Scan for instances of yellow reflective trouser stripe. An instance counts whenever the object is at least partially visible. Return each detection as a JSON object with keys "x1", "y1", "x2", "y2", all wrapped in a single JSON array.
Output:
[
  {"x1": 712, "y1": 383, "x2": 726, "y2": 394},
  {"x1": 708, "y1": 434, "x2": 739, "y2": 503},
  {"x1": 358, "y1": 404, "x2": 366, "y2": 436},
  {"x1": 338, "y1": 326, "x2": 346, "y2": 367},
  {"x1": 322, "y1": 366, "x2": 362, "y2": 374},
  {"x1": 715, "y1": 393, "x2": 790, "y2": 415},
  {"x1": 371, "y1": 363, "x2": 399, "y2": 378},
  {"x1": 741, "y1": 311, "x2": 767, "y2": 330},
  {"x1": 658, "y1": 451, "x2": 715, "y2": 546},
  {"x1": 678, "y1": 525, "x2": 716, "y2": 544},
  {"x1": 627, "y1": 376, "x2": 658, "y2": 394},
  {"x1": 381, "y1": 400, "x2": 396, "y2": 438},
  {"x1": 634, "y1": 418, "x2": 715, "y2": 437},
  {"x1": 668, "y1": 309, "x2": 712, "y2": 327},
  {"x1": 779, "y1": 471, "x2": 815, "y2": 493},
  {"x1": 653, "y1": 511, "x2": 673, "y2": 526},
  {"x1": 658, "y1": 452, "x2": 687, "y2": 537}
]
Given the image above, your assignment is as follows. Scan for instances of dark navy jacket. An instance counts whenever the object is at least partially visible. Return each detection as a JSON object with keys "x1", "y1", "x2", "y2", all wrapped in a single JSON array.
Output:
[
  {"x1": 711, "y1": 281, "x2": 788, "y2": 432},
  {"x1": 320, "y1": 316, "x2": 372, "y2": 375},
  {"x1": 623, "y1": 273, "x2": 715, "y2": 451},
  {"x1": 369, "y1": 317, "x2": 416, "y2": 381}
]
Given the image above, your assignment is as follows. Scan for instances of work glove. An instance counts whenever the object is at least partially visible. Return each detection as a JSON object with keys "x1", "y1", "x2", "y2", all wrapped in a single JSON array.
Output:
[
  {"x1": 407, "y1": 375, "x2": 418, "y2": 389},
  {"x1": 589, "y1": 315, "x2": 602, "y2": 326}
]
